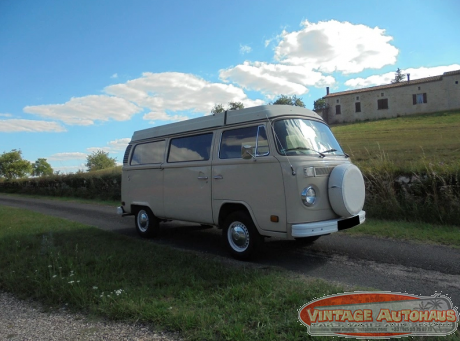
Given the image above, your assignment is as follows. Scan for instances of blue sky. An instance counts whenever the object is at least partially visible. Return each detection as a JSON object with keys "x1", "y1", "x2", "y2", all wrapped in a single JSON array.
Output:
[{"x1": 1, "y1": 0, "x2": 459, "y2": 173}]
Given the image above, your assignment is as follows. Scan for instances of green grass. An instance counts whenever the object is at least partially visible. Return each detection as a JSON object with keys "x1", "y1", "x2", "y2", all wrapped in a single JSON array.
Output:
[
  {"x1": 332, "y1": 110, "x2": 460, "y2": 171},
  {"x1": 345, "y1": 219, "x2": 460, "y2": 248},
  {"x1": 0, "y1": 206, "x2": 344, "y2": 341},
  {"x1": 1, "y1": 208, "x2": 459, "y2": 340}
]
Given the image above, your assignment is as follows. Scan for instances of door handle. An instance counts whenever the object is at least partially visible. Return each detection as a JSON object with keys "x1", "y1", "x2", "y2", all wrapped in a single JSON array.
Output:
[
  {"x1": 197, "y1": 176, "x2": 209, "y2": 180},
  {"x1": 213, "y1": 175, "x2": 223, "y2": 180}
]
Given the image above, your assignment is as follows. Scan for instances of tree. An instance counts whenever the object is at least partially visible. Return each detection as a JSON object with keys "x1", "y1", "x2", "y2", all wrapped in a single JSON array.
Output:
[
  {"x1": 211, "y1": 102, "x2": 245, "y2": 114},
  {"x1": 32, "y1": 158, "x2": 53, "y2": 177},
  {"x1": 391, "y1": 68, "x2": 405, "y2": 84},
  {"x1": 0, "y1": 149, "x2": 32, "y2": 180},
  {"x1": 313, "y1": 97, "x2": 327, "y2": 112},
  {"x1": 228, "y1": 102, "x2": 244, "y2": 110},
  {"x1": 211, "y1": 104, "x2": 225, "y2": 114},
  {"x1": 272, "y1": 95, "x2": 305, "y2": 107},
  {"x1": 86, "y1": 150, "x2": 117, "y2": 172}
]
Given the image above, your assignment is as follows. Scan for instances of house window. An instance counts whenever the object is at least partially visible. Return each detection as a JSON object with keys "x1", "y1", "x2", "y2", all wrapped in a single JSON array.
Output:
[
  {"x1": 456, "y1": 81, "x2": 458, "y2": 84},
  {"x1": 336, "y1": 99, "x2": 340, "y2": 103},
  {"x1": 381, "y1": 92, "x2": 384, "y2": 97},
  {"x1": 412, "y1": 93, "x2": 427, "y2": 104},
  {"x1": 377, "y1": 99, "x2": 388, "y2": 110},
  {"x1": 418, "y1": 87, "x2": 421, "y2": 90},
  {"x1": 356, "y1": 96, "x2": 359, "y2": 100},
  {"x1": 335, "y1": 105, "x2": 341, "y2": 115},
  {"x1": 355, "y1": 102, "x2": 361, "y2": 113}
]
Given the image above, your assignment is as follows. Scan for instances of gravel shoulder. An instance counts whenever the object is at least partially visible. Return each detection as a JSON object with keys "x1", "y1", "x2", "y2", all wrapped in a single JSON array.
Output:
[{"x1": 0, "y1": 292, "x2": 182, "y2": 341}]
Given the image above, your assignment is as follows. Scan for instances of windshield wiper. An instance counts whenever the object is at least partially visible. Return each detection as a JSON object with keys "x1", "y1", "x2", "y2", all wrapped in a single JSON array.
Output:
[
  {"x1": 282, "y1": 147, "x2": 325, "y2": 158},
  {"x1": 321, "y1": 149, "x2": 337, "y2": 154},
  {"x1": 321, "y1": 148, "x2": 350, "y2": 158}
]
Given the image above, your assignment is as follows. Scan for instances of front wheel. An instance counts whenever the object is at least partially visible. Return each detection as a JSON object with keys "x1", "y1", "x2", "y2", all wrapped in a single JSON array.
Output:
[
  {"x1": 223, "y1": 211, "x2": 261, "y2": 260},
  {"x1": 135, "y1": 207, "x2": 160, "y2": 238}
]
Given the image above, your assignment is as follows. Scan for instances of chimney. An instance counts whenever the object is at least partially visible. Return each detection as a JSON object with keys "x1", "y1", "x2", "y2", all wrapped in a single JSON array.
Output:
[
  {"x1": 407, "y1": 73, "x2": 410, "y2": 82},
  {"x1": 326, "y1": 87, "x2": 330, "y2": 95}
]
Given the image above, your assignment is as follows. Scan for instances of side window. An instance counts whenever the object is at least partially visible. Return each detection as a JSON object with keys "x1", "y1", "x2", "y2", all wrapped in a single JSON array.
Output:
[
  {"x1": 220, "y1": 125, "x2": 269, "y2": 159},
  {"x1": 130, "y1": 140, "x2": 165, "y2": 165},
  {"x1": 168, "y1": 133, "x2": 213, "y2": 162}
]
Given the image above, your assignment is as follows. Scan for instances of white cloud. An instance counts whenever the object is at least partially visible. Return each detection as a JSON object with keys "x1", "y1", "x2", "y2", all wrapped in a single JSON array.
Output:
[
  {"x1": 48, "y1": 152, "x2": 87, "y2": 161},
  {"x1": 24, "y1": 95, "x2": 142, "y2": 126},
  {"x1": 0, "y1": 113, "x2": 12, "y2": 117},
  {"x1": 86, "y1": 146, "x2": 111, "y2": 153},
  {"x1": 240, "y1": 44, "x2": 252, "y2": 54},
  {"x1": 0, "y1": 119, "x2": 66, "y2": 133},
  {"x1": 345, "y1": 64, "x2": 460, "y2": 88},
  {"x1": 220, "y1": 61, "x2": 335, "y2": 98},
  {"x1": 105, "y1": 72, "x2": 265, "y2": 122},
  {"x1": 53, "y1": 164, "x2": 86, "y2": 174},
  {"x1": 111, "y1": 73, "x2": 118, "y2": 79},
  {"x1": 143, "y1": 111, "x2": 189, "y2": 123},
  {"x1": 274, "y1": 20, "x2": 399, "y2": 74},
  {"x1": 107, "y1": 138, "x2": 131, "y2": 151},
  {"x1": 86, "y1": 138, "x2": 131, "y2": 155},
  {"x1": 345, "y1": 73, "x2": 395, "y2": 88}
]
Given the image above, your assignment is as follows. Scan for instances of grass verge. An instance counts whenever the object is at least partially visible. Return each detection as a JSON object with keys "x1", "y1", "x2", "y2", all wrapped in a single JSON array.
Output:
[
  {"x1": 344, "y1": 219, "x2": 460, "y2": 248},
  {"x1": 0, "y1": 206, "x2": 343, "y2": 341},
  {"x1": 1, "y1": 207, "x2": 459, "y2": 340}
]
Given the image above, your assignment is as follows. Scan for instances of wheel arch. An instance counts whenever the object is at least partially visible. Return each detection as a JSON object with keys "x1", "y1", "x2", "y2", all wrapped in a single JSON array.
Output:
[
  {"x1": 217, "y1": 202, "x2": 258, "y2": 230},
  {"x1": 131, "y1": 202, "x2": 154, "y2": 215}
]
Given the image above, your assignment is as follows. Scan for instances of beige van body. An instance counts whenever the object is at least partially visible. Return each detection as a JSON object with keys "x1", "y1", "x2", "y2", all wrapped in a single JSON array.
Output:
[{"x1": 117, "y1": 105, "x2": 366, "y2": 259}]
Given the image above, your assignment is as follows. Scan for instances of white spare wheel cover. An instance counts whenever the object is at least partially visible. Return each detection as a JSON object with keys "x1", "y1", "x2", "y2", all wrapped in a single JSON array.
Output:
[{"x1": 328, "y1": 164, "x2": 365, "y2": 217}]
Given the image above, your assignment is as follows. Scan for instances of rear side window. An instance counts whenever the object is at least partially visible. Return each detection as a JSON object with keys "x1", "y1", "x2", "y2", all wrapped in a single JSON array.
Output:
[
  {"x1": 168, "y1": 133, "x2": 213, "y2": 162},
  {"x1": 220, "y1": 125, "x2": 269, "y2": 159},
  {"x1": 130, "y1": 140, "x2": 165, "y2": 165}
]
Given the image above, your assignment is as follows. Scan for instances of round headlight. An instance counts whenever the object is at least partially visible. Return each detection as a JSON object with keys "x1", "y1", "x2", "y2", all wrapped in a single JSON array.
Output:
[{"x1": 301, "y1": 186, "x2": 317, "y2": 207}]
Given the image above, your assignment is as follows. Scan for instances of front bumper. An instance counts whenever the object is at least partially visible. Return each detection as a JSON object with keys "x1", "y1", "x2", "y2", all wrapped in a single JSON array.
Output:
[{"x1": 291, "y1": 210, "x2": 366, "y2": 238}]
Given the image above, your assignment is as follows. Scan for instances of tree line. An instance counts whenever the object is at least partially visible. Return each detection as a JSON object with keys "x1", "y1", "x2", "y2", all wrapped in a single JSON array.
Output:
[{"x1": 0, "y1": 149, "x2": 117, "y2": 181}]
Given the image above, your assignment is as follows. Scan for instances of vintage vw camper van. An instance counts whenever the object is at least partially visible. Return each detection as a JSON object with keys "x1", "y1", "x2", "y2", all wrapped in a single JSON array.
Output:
[{"x1": 117, "y1": 105, "x2": 366, "y2": 259}]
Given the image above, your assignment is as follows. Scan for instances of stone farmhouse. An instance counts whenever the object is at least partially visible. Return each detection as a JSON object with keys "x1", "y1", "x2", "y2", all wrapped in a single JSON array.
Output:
[{"x1": 320, "y1": 69, "x2": 460, "y2": 124}]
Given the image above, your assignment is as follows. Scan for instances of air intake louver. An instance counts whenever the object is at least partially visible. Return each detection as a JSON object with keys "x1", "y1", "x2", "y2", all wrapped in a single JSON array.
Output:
[
  {"x1": 315, "y1": 167, "x2": 333, "y2": 176},
  {"x1": 123, "y1": 145, "x2": 133, "y2": 164}
]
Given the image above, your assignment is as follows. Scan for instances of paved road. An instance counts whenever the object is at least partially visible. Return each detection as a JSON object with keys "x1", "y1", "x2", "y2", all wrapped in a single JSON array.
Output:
[{"x1": 1, "y1": 194, "x2": 459, "y2": 307}]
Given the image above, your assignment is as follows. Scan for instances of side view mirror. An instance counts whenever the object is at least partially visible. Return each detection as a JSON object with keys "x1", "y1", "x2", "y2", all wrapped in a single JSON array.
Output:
[{"x1": 241, "y1": 144, "x2": 255, "y2": 160}]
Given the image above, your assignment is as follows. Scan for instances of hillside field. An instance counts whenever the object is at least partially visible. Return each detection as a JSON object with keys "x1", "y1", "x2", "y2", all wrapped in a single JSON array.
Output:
[{"x1": 331, "y1": 110, "x2": 460, "y2": 171}]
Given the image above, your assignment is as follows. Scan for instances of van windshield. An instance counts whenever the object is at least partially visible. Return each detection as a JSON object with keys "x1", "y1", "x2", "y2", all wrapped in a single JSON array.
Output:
[{"x1": 273, "y1": 119, "x2": 344, "y2": 157}]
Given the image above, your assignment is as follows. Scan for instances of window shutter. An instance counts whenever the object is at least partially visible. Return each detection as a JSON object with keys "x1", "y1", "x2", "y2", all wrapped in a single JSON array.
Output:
[
  {"x1": 412, "y1": 94, "x2": 416, "y2": 105},
  {"x1": 423, "y1": 93, "x2": 427, "y2": 103}
]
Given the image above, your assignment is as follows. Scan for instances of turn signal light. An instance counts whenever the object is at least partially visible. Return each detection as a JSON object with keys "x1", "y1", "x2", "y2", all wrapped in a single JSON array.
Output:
[{"x1": 270, "y1": 215, "x2": 279, "y2": 223}]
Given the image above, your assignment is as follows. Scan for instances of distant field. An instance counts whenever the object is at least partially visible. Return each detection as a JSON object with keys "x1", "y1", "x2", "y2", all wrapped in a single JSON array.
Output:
[{"x1": 331, "y1": 110, "x2": 460, "y2": 171}]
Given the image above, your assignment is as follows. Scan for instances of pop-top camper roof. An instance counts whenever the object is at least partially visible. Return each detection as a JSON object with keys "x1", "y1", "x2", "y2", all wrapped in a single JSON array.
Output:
[{"x1": 131, "y1": 105, "x2": 322, "y2": 142}]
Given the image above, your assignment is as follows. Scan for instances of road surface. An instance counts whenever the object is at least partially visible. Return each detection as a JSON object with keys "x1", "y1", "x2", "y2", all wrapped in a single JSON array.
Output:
[{"x1": 1, "y1": 194, "x2": 459, "y2": 307}]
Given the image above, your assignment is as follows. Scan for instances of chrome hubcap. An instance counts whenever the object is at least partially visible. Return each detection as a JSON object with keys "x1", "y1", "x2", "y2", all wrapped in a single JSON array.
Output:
[
  {"x1": 138, "y1": 210, "x2": 149, "y2": 232},
  {"x1": 228, "y1": 221, "x2": 250, "y2": 252}
]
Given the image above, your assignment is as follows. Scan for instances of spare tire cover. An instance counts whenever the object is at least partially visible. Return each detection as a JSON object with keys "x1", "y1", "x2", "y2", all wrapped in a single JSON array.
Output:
[{"x1": 328, "y1": 164, "x2": 365, "y2": 217}]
